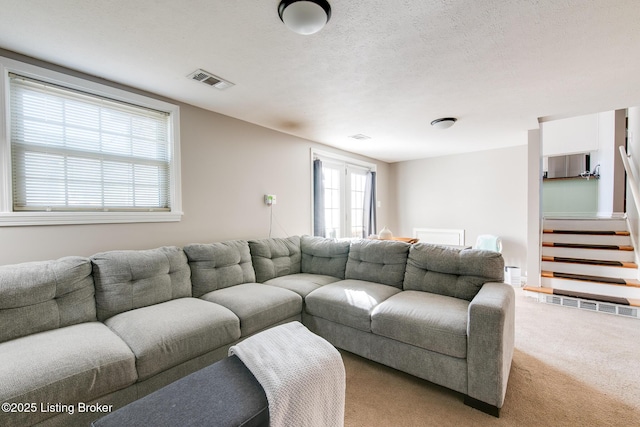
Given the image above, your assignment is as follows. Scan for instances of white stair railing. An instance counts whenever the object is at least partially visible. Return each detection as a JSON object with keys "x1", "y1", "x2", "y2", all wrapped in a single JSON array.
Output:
[
  {"x1": 619, "y1": 146, "x2": 640, "y2": 217},
  {"x1": 618, "y1": 146, "x2": 640, "y2": 274}
]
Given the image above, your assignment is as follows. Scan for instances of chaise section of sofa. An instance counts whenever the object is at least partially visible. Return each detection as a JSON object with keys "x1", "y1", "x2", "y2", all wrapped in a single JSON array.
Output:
[
  {"x1": 0, "y1": 257, "x2": 137, "y2": 427},
  {"x1": 184, "y1": 240, "x2": 302, "y2": 337},
  {"x1": 91, "y1": 246, "x2": 241, "y2": 395}
]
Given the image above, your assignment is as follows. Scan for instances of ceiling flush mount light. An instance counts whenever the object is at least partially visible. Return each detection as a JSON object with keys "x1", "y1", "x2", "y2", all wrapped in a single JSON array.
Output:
[
  {"x1": 430, "y1": 117, "x2": 457, "y2": 129},
  {"x1": 278, "y1": 0, "x2": 332, "y2": 35}
]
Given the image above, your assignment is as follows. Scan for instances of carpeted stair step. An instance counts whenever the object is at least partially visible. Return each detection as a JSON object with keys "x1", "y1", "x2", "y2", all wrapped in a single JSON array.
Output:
[
  {"x1": 543, "y1": 229, "x2": 630, "y2": 236},
  {"x1": 542, "y1": 242, "x2": 634, "y2": 251},
  {"x1": 523, "y1": 286, "x2": 640, "y2": 307},
  {"x1": 541, "y1": 271, "x2": 640, "y2": 287},
  {"x1": 541, "y1": 256, "x2": 637, "y2": 269}
]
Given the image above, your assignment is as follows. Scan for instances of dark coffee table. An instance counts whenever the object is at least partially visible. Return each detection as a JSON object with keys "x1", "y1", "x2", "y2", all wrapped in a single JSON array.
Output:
[{"x1": 92, "y1": 355, "x2": 268, "y2": 427}]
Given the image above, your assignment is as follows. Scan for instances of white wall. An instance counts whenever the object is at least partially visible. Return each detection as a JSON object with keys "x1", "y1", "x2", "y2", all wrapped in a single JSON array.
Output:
[
  {"x1": 388, "y1": 145, "x2": 528, "y2": 272},
  {"x1": 596, "y1": 111, "x2": 615, "y2": 215},
  {"x1": 527, "y1": 129, "x2": 541, "y2": 287},
  {"x1": 594, "y1": 110, "x2": 629, "y2": 216},
  {"x1": 0, "y1": 52, "x2": 390, "y2": 265},
  {"x1": 541, "y1": 113, "x2": 599, "y2": 157}
]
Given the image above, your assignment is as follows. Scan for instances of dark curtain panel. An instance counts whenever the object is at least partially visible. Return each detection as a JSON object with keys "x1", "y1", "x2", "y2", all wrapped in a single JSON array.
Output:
[
  {"x1": 363, "y1": 171, "x2": 377, "y2": 238},
  {"x1": 313, "y1": 159, "x2": 326, "y2": 237}
]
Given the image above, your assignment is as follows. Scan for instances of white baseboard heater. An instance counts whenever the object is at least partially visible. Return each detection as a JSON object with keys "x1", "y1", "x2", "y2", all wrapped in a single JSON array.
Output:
[{"x1": 413, "y1": 228, "x2": 465, "y2": 247}]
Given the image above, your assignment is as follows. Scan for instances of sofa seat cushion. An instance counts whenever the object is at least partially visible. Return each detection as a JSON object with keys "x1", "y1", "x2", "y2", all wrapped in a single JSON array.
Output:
[
  {"x1": 0, "y1": 322, "x2": 136, "y2": 427},
  {"x1": 371, "y1": 291, "x2": 470, "y2": 359},
  {"x1": 305, "y1": 279, "x2": 401, "y2": 332},
  {"x1": 264, "y1": 273, "x2": 341, "y2": 297},
  {"x1": 104, "y1": 298, "x2": 240, "y2": 381},
  {"x1": 201, "y1": 283, "x2": 302, "y2": 336}
]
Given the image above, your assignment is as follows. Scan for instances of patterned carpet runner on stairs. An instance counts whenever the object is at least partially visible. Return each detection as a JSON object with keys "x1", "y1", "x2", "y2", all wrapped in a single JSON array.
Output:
[{"x1": 529, "y1": 220, "x2": 640, "y2": 309}]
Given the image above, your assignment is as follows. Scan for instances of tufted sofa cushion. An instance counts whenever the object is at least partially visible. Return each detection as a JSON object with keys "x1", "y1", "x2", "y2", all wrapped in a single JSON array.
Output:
[
  {"x1": 403, "y1": 243, "x2": 504, "y2": 301},
  {"x1": 184, "y1": 240, "x2": 256, "y2": 297},
  {"x1": 91, "y1": 246, "x2": 191, "y2": 321},
  {"x1": 345, "y1": 239, "x2": 410, "y2": 288},
  {"x1": 249, "y1": 236, "x2": 301, "y2": 283},
  {"x1": 0, "y1": 256, "x2": 96, "y2": 343},
  {"x1": 300, "y1": 235, "x2": 350, "y2": 279}
]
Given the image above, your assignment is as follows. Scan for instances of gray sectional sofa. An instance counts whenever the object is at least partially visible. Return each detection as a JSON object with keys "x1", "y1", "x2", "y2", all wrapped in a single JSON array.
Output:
[{"x1": 0, "y1": 235, "x2": 515, "y2": 426}]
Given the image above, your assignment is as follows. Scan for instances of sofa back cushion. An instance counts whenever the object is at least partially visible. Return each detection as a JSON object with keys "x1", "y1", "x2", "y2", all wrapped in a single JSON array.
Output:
[
  {"x1": 0, "y1": 256, "x2": 95, "y2": 343},
  {"x1": 91, "y1": 246, "x2": 191, "y2": 321},
  {"x1": 184, "y1": 240, "x2": 256, "y2": 297},
  {"x1": 403, "y1": 243, "x2": 504, "y2": 301},
  {"x1": 301, "y1": 235, "x2": 350, "y2": 279},
  {"x1": 249, "y1": 236, "x2": 301, "y2": 283},
  {"x1": 345, "y1": 239, "x2": 410, "y2": 288}
]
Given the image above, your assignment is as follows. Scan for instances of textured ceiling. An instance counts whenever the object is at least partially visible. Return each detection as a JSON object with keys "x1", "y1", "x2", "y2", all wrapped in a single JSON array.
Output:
[{"x1": 1, "y1": 0, "x2": 640, "y2": 163}]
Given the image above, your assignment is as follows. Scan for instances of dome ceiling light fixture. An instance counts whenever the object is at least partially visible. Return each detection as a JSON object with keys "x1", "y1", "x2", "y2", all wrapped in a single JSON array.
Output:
[
  {"x1": 278, "y1": 0, "x2": 332, "y2": 35},
  {"x1": 430, "y1": 117, "x2": 457, "y2": 129}
]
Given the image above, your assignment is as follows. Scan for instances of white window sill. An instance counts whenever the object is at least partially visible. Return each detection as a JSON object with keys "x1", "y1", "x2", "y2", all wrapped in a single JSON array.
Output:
[{"x1": 0, "y1": 211, "x2": 183, "y2": 226}]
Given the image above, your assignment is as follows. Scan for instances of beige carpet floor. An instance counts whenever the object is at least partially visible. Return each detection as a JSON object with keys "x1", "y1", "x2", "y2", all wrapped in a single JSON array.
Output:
[{"x1": 342, "y1": 289, "x2": 640, "y2": 427}]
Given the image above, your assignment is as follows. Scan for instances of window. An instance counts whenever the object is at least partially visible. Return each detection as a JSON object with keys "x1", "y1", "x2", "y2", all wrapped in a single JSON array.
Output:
[
  {"x1": 0, "y1": 57, "x2": 182, "y2": 226},
  {"x1": 312, "y1": 150, "x2": 376, "y2": 239},
  {"x1": 349, "y1": 169, "x2": 367, "y2": 237},
  {"x1": 321, "y1": 162, "x2": 343, "y2": 238}
]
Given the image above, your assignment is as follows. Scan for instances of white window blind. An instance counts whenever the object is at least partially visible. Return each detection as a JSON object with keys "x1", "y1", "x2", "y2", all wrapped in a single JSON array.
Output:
[{"x1": 9, "y1": 73, "x2": 171, "y2": 212}]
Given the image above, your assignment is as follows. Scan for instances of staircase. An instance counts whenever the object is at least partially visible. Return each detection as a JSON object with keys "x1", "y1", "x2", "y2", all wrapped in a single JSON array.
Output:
[{"x1": 524, "y1": 217, "x2": 640, "y2": 318}]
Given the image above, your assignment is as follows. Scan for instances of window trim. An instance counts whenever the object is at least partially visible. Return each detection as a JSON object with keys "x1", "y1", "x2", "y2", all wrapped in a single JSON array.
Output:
[
  {"x1": 0, "y1": 56, "x2": 182, "y2": 226},
  {"x1": 310, "y1": 149, "x2": 376, "y2": 238}
]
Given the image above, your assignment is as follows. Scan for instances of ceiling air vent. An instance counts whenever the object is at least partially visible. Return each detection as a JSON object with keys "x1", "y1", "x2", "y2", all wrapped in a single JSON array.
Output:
[
  {"x1": 187, "y1": 69, "x2": 234, "y2": 90},
  {"x1": 349, "y1": 134, "x2": 371, "y2": 140}
]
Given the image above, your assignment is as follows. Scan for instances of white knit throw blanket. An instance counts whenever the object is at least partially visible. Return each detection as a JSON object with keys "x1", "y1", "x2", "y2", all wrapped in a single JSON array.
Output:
[{"x1": 229, "y1": 321, "x2": 345, "y2": 427}]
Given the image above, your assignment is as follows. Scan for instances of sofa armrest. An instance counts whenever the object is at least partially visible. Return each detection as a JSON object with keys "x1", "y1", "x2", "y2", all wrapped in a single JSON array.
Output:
[{"x1": 466, "y1": 282, "x2": 515, "y2": 414}]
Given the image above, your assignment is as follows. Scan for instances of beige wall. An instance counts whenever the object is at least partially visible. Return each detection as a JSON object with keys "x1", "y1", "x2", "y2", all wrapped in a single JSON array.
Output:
[
  {"x1": 0, "y1": 49, "x2": 527, "y2": 273},
  {"x1": 388, "y1": 145, "x2": 529, "y2": 272},
  {"x1": 0, "y1": 51, "x2": 390, "y2": 265}
]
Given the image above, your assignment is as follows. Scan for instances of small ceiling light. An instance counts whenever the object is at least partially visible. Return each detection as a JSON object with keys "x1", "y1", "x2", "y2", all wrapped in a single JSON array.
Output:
[
  {"x1": 430, "y1": 117, "x2": 457, "y2": 129},
  {"x1": 278, "y1": 0, "x2": 332, "y2": 35}
]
